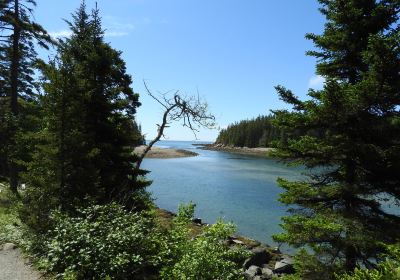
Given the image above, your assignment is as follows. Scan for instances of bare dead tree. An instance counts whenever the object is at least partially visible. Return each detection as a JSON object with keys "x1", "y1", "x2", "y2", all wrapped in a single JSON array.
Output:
[{"x1": 134, "y1": 81, "x2": 216, "y2": 173}]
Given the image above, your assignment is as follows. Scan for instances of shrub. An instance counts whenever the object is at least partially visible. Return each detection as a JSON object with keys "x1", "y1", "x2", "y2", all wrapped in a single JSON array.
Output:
[
  {"x1": 41, "y1": 203, "x2": 160, "y2": 280},
  {"x1": 159, "y1": 203, "x2": 250, "y2": 280},
  {"x1": 0, "y1": 187, "x2": 25, "y2": 246},
  {"x1": 337, "y1": 244, "x2": 400, "y2": 280}
]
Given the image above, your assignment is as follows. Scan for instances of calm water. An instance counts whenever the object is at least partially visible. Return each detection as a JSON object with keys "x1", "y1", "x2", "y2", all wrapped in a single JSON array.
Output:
[{"x1": 143, "y1": 140, "x2": 303, "y2": 247}]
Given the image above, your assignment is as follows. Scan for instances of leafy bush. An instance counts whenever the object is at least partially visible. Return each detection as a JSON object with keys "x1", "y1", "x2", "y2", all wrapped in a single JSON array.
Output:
[
  {"x1": 159, "y1": 203, "x2": 250, "y2": 280},
  {"x1": 41, "y1": 203, "x2": 160, "y2": 280},
  {"x1": 338, "y1": 244, "x2": 400, "y2": 280},
  {"x1": 0, "y1": 187, "x2": 26, "y2": 246}
]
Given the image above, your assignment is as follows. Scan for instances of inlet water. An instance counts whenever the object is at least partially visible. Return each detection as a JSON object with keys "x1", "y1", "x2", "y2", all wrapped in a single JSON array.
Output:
[{"x1": 143, "y1": 140, "x2": 303, "y2": 247}]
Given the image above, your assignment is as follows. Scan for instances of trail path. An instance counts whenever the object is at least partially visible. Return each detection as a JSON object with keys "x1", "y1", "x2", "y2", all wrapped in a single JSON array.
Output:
[{"x1": 0, "y1": 244, "x2": 42, "y2": 280}]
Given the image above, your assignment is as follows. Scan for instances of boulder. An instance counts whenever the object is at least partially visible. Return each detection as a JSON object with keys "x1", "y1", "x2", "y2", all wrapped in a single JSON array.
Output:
[
  {"x1": 192, "y1": 218, "x2": 202, "y2": 224},
  {"x1": 261, "y1": 266, "x2": 273, "y2": 277},
  {"x1": 232, "y1": 239, "x2": 244, "y2": 245},
  {"x1": 274, "y1": 257, "x2": 294, "y2": 274},
  {"x1": 243, "y1": 247, "x2": 271, "y2": 269},
  {"x1": 243, "y1": 265, "x2": 262, "y2": 280},
  {"x1": 2, "y1": 243, "x2": 16, "y2": 250}
]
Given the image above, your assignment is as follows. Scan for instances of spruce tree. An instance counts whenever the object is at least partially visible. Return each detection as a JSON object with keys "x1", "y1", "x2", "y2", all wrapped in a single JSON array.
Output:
[
  {"x1": 272, "y1": 1, "x2": 400, "y2": 279},
  {"x1": 0, "y1": 0, "x2": 51, "y2": 193},
  {"x1": 22, "y1": 3, "x2": 148, "y2": 231}
]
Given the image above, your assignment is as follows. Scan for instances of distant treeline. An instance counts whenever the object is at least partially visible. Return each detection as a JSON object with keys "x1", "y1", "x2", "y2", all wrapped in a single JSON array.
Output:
[{"x1": 215, "y1": 115, "x2": 282, "y2": 148}]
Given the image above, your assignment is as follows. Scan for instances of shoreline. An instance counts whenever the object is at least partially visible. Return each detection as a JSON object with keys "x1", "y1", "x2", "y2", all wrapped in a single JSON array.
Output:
[
  {"x1": 134, "y1": 145, "x2": 198, "y2": 159},
  {"x1": 197, "y1": 143, "x2": 274, "y2": 157},
  {"x1": 155, "y1": 208, "x2": 294, "y2": 277}
]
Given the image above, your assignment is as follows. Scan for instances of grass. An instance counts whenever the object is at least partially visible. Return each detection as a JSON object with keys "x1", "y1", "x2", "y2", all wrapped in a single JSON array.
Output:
[{"x1": 0, "y1": 183, "x2": 24, "y2": 245}]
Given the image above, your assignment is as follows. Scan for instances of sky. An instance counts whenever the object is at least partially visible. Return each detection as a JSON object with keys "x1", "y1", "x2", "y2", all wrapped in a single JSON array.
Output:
[{"x1": 34, "y1": 0, "x2": 326, "y2": 141}]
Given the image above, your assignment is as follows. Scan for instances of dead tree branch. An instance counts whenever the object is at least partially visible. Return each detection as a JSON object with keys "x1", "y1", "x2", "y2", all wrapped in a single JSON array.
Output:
[{"x1": 134, "y1": 81, "x2": 216, "y2": 173}]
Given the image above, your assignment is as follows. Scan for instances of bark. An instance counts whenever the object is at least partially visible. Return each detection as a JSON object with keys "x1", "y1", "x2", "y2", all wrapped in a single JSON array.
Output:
[{"x1": 9, "y1": 0, "x2": 20, "y2": 195}]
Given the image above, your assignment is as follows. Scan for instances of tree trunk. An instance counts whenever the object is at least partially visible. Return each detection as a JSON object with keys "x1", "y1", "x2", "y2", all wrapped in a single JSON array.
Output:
[{"x1": 9, "y1": 0, "x2": 20, "y2": 195}]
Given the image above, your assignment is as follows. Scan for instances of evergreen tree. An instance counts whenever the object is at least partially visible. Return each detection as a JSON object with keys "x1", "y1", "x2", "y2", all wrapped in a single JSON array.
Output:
[
  {"x1": 215, "y1": 115, "x2": 281, "y2": 148},
  {"x1": 272, "y1": 1, "x2": 400, "y2": 279},
  {"x1": 0, "y1": 0, "x2": 51, "y2": 193},
  {"x1": 22, "y1": 3, "x2": 148, "y2": 232}
]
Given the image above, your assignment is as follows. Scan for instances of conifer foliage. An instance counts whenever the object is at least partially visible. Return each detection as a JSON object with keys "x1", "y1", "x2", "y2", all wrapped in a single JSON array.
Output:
[
  {"x1": 0, "y1": 0, "x2": 51, "y2": 193},
  {"x1": 22, "y1": 3, "x2": 148, "y2": 231},
  {"x1": 215, "y1": 115, "x2": 281, "y2": 148},
  {"x1": 272, "y1": 1, "x2": 400, "y2": 279}
]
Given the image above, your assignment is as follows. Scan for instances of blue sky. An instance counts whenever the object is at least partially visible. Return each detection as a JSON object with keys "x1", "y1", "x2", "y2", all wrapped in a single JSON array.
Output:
[{"x1": 35, "y1": 0, "x2": 326, "y2": 141}]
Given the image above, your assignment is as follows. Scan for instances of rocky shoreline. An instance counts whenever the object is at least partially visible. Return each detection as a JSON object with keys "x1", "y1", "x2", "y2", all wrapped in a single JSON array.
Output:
[
  {"x1": 134, "y1": 145, "x2": 198, "y2": 159},
  {"x1": 196, "y1": 143, "x2": 274, "y2": 157},
  {"x1": 156, "y1": 208, "x2": 294, "y2": 280}
]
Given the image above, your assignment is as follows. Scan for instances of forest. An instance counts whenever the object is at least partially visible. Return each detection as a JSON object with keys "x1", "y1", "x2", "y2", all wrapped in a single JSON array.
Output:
[
  {"x1": 215, "y1": 116, "x2": 282, "y2": 148},
  {"x1": 0, "y1": 0, "x2": 399, "y2": 280}
]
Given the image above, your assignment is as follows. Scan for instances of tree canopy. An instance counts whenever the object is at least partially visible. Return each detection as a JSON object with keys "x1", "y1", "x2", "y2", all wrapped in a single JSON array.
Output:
[
  {"x1": 215, "y1": 115, "x2": 282, "y2": 148},
  {"x1": 272, "y1": 0, "x2": 400, "y2": 279},
  {"x1": 21, "y1": 3, "x2": 148, "y2": 232}
]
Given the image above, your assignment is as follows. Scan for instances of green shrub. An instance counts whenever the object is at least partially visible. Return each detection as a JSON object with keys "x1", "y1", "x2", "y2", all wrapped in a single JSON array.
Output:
[
  {"x1": 159, "y1": 203, "x2": 250, "y2": 280},
  {"x1": 338, "y1": 244, "x2": 400, "y2": 280},
  {"x1": 41, "y1": 203, "x2": 160, "y2": 280},
  {"x1": 0, "y1": 187, "x2": 26, "y2": 246}
]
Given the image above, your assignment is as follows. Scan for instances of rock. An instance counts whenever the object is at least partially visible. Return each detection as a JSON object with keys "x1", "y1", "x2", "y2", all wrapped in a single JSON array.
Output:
[
  {"x1": 243, "y1": 265, "x2": 262, "y2": 279},
  {"x1": 261, "y1": 266, "x2": 273, "y2": 277},
  {"x1": 254, "y1": 275, "x2": 271, "y2": 280},
  {"x1": 2, "y1": 243, "x2": 17, "y2": 250},
  {"x1": 232, "y1": 239, "x2": 244, "y2": 245},
  {"x1": 243, "y1": 247, "x2": 271, "y2": 269},
  {"x1": 274, "y1": 257, "x2": 294, "y2": 274},
  {"x1": 192, "y1": 218, "x2": 202, "y2": 224},
  {"x1": 272, "y1": 246, "x2": 281, "y2": 254}
]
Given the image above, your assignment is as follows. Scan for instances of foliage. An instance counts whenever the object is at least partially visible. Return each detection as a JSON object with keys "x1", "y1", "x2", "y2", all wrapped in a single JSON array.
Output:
[
  {"x1": 0, "y1": 186, "x2": 21, "y2": 244},
  {"x1": 0, "y1": 184, "x2": 35, "y2": 251},
  {"x1": 216, "y1": 115, "x2": 282, "y2": 148},
  {"x1": 159, "y1": 203, "x2": 250, "y2": 280},
  {"x1": 272, "y1": 0, "x2": 400, "y2": 279},
  {"x1": 40, "y1": 203, "x2": 160, "y2": 280},
  {"x1": 21, "y1": 3, "x2": 149, "y2": 233},
  {"x1": 0, "y1": 0, "x2": 52, "y2": 193},
  {"x1": 338, "y1": 244, "x2": 400, "y2": 280}
]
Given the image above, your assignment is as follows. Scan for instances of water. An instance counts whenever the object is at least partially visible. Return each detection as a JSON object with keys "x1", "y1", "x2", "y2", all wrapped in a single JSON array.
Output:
[{"x1": 142, "y1": 140, "x2": 303, "y2": 247}]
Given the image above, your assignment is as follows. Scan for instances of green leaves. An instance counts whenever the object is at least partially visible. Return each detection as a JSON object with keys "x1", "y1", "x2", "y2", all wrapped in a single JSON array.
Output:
[
  {"x1": 160, "y1": 205, "x2": 250, "y2": 280},
  {"x1": 273, "y1": 0, "x2": 400, "y2": 278},
  {"x1": 43, "y1": 203, "x2": 159, "y2": 280}
]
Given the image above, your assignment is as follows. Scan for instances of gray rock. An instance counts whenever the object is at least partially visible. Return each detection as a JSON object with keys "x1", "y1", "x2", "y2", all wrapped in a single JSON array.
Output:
[
  {"x1": 261, "y1": 266, "x2": 273, "y2": 276},
  {"x1": 243, "y1": 247, "x2": 271, "y2": 269},
  {"x1": 2, "y1": 243, "x2": 16, "y2": 250},
  {"x1": 254, "y1": 275, "x2": 271, "y2": 280},
  {"x1": 244, "y1": 265, "x2": 262, "y2": 279},
  {"x1": 232, "y1": 239, "x2": 244, "y2": 245},
  {"x1": 274, "y1": 257, "x2": 294, "y2": 274}
]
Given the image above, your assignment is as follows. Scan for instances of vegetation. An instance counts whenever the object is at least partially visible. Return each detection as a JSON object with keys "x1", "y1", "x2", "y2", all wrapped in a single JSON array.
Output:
[
  {"x1": 0, "y1": 0, "x2": 52, "y2": 194},
  {"x1": 41, "y1": 204, "x2": 160, "y2": 279},
  {"x1": 21, "y1": 3, "x2": 149, "y2": 233},
  {"x1": 159, "y1": 203, "x2": 250, "y2": 280},
  {"x1": 338, "y1": 244, "x2": 400, "y2": 280},
  {"x1": 0, "y1": 2, "x2": 248, "y2": 280},
  {"x1": 272, "y1": 0, "x2": 400, "y2": 279},
  {"x1": 216, "y1": 115, "x2": 281, "y2": 148},
  {"x1": 0, "y1": 0, "x2": 398, "y2": 279}
]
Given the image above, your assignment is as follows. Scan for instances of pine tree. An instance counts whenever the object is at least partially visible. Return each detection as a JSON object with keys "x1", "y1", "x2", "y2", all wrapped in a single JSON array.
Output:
[
  {"x1": 22, "y1": 2, "x2": 148, "y2": 232},
  {"x1": 0, "y1": 0, "x2": 51, "y2": 193},
  {"x1": 272, "y1": 1, "x2": 400, "y2": 279}
]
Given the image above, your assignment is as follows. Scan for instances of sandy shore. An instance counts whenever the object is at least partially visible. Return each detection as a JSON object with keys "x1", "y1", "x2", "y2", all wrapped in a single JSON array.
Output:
[
  {"x1": 197, "y1": 144, "x2": 274, "y2": 157},
  {"x1": 134, "y1": 145, "x2": 198, "y2": 159}
]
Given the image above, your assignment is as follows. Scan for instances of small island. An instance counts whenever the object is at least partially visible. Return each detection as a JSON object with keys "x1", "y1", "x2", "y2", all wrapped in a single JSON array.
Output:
[
  {"x1": 198, "y1": 143, "x2": 274, "y2": 157},
  {"x1": 135, "y1": 145, "x2": 198, "y2": 159}
]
